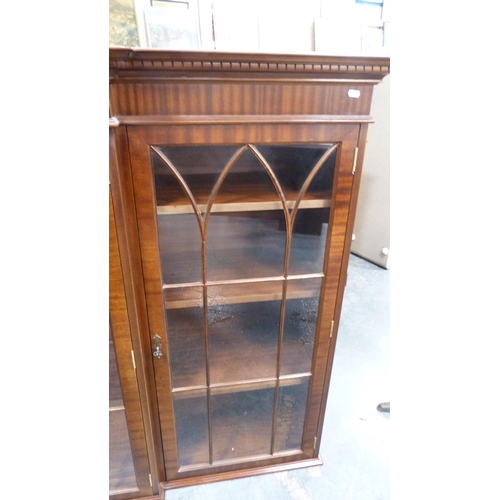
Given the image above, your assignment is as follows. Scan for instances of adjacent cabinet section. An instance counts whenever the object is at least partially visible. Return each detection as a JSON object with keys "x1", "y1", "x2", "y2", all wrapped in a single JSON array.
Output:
[
  {"x1": 109, "y1": 189, "x2": 155, "y2": 500},
  {"x1": 109, "y1": 48, "x2": 389, "y2": 499}
]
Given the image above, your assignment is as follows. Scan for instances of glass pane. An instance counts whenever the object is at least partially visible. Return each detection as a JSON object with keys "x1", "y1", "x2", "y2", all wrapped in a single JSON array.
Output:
[
  {"x1": 173, "y1": 391, "x2": 210, "y2": 467},
  {"x1": 109, "y1": 330, "x2": 138, "y2": 493},
  {"x1": 109, "y1": 333, "x2": 123, "y2": 407},
  {"x1": 165, "y1": 286, "x2": 206, "y2": 389},
  {"x1": 255, "y1": 144, "x2": 334, "y2": 203},
  {"x1": 154, "y1": 146, "x2": 230, "y2": 286},
  {"x1": 211, "y1": 147, "x2": 281, "y2": 207},
  {"x1": 274, "y1": 377, "x2": 310, "y2": 453},
  {"x1": 109, "y1": 410, "x2": 139, "y2": 492},
  {"x1": 289, "y1": 208, "x2": 330, "y2": 276},
  {"x1": 206, "y1": 146, "x2": 287, "y2": 281},
  {"x1": 153, "y1": 145, "x2": 239, "y2": 213},
  {"x1": 287, "y1": 147, "x2": 335, "y2": 276},
  {"x1": 154, "y1": 147, "x2": 205, "y2": 285},
  {"x1": 211, "y1": 387, "x2": 274, "y2": 462},
  {"x1": 206, "y1": 212, "x2": 287, "y2": 281},
  {"x1": 207, "y1": 282, "x2": 282, "y2": 385},
  {"x1": 281, "y1": 278, "x2": 322, "y2": 376},
  {"x1": 158, "y1": 213, "x2": 202, "y2": 285}
]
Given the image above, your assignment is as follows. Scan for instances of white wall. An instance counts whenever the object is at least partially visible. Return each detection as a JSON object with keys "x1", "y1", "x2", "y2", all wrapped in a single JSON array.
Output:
[
  {"x1": 351, "y1": 75, "x2": 390, "y2": 268},
  {"x1": 128, "y1": 0, "x2": 390, "y2": 54}
]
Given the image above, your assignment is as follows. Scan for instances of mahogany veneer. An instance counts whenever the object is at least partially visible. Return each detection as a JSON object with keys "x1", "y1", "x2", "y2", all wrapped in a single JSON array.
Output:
[{"x1": 109, "y1": 47, "x2": 389, "y2": 498}]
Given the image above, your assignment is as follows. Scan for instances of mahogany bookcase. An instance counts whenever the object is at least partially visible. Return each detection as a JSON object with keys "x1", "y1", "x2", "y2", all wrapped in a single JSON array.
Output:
[{"x1": 109, "y1": 47, "x2": 389, "y2": 499}]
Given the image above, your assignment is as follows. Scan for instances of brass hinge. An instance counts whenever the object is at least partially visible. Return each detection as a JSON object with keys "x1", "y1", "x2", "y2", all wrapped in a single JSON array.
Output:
[
  {"x1": 329, "y1": 320, "x2": 335, "y2": 338},
  {"x1": 131, "y1": 350, "x2": 136, "y2": 371},
  {"x1": 149, "y1": 474, "x2": 152, "y2": 487},
  {"x1": 352, "y1": 147, "x2": 359, "y2": 174},
  {"x1": 313, "y1": 436, "x2": 317, "y2": 450}
]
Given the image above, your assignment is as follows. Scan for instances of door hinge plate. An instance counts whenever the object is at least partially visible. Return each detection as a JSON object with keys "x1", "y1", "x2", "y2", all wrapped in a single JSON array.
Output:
[
  {"x1": 149, "y1": 474, "x2": 152, "y2": 487},
  {"x1": 313, "y1": 436, "x2": 317, "y2": 450},
  {"x1": 329, "y1": 320, "x2": 335, "y2": 338},
  {"x1": 131, "y1": 350, "x2": 136, "y2": 371}
]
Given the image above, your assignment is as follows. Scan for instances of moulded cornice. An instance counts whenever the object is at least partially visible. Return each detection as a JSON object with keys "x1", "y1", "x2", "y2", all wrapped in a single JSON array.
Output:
[{"x1": 109, "y1": 47, "x2": 390, "y2": 82}]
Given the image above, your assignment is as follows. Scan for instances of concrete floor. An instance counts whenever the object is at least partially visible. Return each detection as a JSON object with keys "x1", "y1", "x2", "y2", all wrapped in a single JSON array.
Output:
[{"x1": 164, "y1": 253, "x2": 390, "y2": 500}]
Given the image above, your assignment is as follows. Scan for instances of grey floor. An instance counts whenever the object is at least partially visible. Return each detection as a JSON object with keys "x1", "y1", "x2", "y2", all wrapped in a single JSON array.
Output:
[{"x1": 164, "y1": 253, "x2": 390, "y2": 500}]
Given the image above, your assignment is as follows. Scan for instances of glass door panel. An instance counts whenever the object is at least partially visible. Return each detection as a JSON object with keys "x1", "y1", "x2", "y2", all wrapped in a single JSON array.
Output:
[
  {"x1": 151, "y1": 142, "x2": 338, "y2": 471},
  {"x1": 109, "y1": 334, "x2": 138, "y2": 494}
]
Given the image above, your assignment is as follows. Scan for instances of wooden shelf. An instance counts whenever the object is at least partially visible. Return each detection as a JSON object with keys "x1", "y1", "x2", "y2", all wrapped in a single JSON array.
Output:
[
  {"x1": 155, "y1": 172, "x2": 331, "y2": 215},
  {"x1": 158, "y1": 201, "x2": 329, "y2": 285},
  {"x1": 164, "y1": 277, "x2": 321, "y2": 309},
  {"x1": 172, "y1": 376, "x2": 312, "y2": 399},
  {"x1": 167, "y1": 295, "x2": 317, "y2": 391}
]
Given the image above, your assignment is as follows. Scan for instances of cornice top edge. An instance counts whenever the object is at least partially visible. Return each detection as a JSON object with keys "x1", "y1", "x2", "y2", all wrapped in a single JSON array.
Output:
[{"x1": 109, "y1": 47, "x2": 390, "y2": 79}]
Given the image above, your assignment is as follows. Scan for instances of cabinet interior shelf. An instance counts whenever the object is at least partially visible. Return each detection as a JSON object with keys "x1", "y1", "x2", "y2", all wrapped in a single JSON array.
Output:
[
  {"x1": 172, "y1": 374, "x2": 312, "y2": 399},
  {"x1": 167, "y1": 291, "x2": 316, "y2": 392},
  {"x1": 164, "y1": 277, "x2": 322, "y2": 309},
  {"x1": 155, "y1": 172, "x2": 331, "y2": 215}
]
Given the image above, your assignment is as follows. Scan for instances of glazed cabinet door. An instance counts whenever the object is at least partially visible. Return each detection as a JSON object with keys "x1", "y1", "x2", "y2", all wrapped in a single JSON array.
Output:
[
  {"x1": 127, "y1": 123, "x2": 360, "y2": 483},
  {"x1": 109, "y1": 190, "x2": 154, "y2": 499}
]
